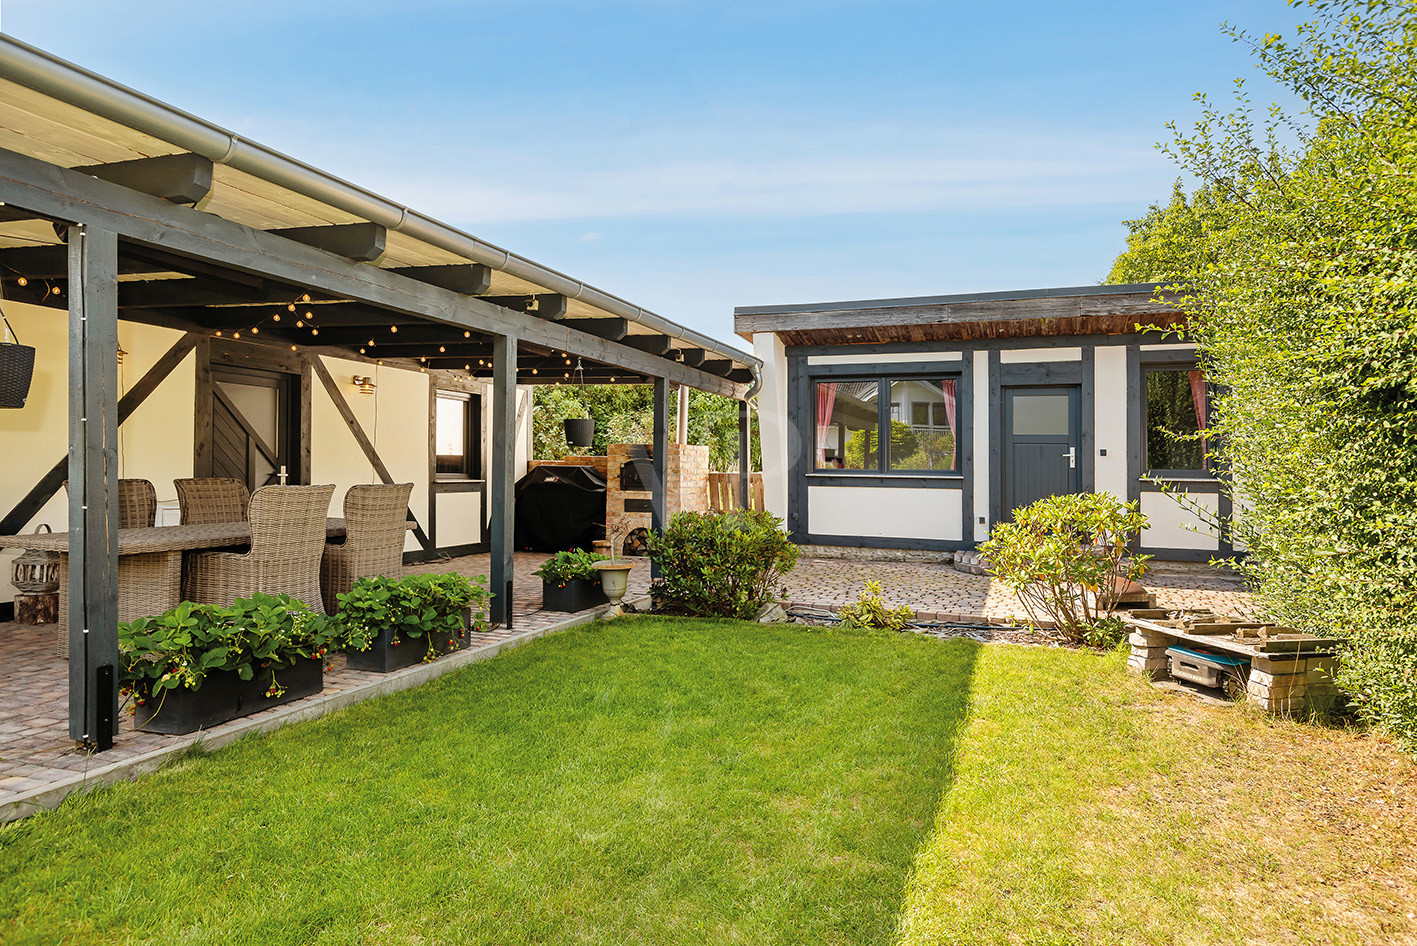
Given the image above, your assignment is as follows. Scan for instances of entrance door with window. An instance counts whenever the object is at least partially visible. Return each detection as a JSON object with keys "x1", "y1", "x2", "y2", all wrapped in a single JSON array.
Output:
[
  {"x1": 1002, "y1": 385, "x2": 1080, "y2": 518},
  {"x1": 210, "y1": 366, "x2": 299, "y2": 493}
]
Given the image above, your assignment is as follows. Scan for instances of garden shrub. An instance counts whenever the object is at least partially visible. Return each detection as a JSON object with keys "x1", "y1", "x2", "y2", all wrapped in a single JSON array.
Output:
[
  {"x1": 980, "y1": 492, "x2": 1150, "y2": 646},
  {"x1": 837, "y1": 580, "x2": 915, "y2": 631},
  {"x1": 1108, "y1": 0, "x2": 1417, "y2": 750},
  {"x1": 533, "y1": 549, "x2": 608, "y2": 585},
  {"x1": 647, "y1": 510, "x2": 798, "y2": 619}
]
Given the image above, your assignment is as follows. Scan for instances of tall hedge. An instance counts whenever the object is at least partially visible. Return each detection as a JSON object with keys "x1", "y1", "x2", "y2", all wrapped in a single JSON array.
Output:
[{"x1": 1109, "y1": 1, "x2": 1417, "y2": 748}]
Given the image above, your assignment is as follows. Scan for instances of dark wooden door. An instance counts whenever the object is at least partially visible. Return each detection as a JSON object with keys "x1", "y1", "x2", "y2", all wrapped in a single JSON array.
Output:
[
  {"x1": 211, "y1": 366, "x2": 298, "y2": 492},
  {"x1": 1002, "y1": 385, "x2": 1080, "y2": 518}
]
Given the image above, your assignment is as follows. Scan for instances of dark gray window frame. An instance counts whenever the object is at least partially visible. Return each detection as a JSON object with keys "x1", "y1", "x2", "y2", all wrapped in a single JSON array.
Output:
[
  {"x1": 807, "y1": 368, "x2": 966, "y2": 479},
  {"x1": 1141, "y1": 362, "x2": 1213, "y2": 479}
]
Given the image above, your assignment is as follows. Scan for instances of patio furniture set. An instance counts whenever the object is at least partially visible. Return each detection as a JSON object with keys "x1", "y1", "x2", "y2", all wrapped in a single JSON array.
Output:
[{"x1": 0, "y1": 478, "x2": 415, "y2": 655}]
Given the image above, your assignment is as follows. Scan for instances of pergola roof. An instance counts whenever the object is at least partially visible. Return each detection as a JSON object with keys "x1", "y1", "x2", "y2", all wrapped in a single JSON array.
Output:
[
  {"x1": 0, "y1": 35, "x2": 758, "y2": 396},
  {"x1": 733, "y1": 283, "x2": 1186, "y2": 347}
]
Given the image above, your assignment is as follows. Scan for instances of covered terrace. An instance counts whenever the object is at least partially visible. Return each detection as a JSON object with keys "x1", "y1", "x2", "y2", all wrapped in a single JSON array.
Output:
[{"x1": 0, "y1": 36, "x2": 759, "y2": 752}]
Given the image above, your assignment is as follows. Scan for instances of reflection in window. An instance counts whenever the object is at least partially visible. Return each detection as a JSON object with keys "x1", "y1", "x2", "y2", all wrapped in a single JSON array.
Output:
[
  {"x1": 435, "y1": 392, "x2": 478, "y2": 477},
  {"x1": 815, "y1": 381, "x2": 878, "y2": 470},
  {"x1": 1145, "y1": 368, "x2": 1207, "y2": 471},
  {"x1": 890, "y1": 379, "x2": 957, "y2": 470}
]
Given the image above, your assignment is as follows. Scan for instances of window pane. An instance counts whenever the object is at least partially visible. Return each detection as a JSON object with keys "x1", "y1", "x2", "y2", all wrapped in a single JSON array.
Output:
[
  {"x1": 436, "y1": 395, "x2": 469, "y2": 475},
  {"x1": 1011, "y1": 394, "x2": 1070, "y2": 436},
  {"x1": 816, "y1": 380, "x2": 879, "y2": 470},
  {"x1": 889, "y1": 378, "x2": 957, "y2": 471},
  {"x1": 1145, "y1": 369, "x2": 1205, "y2": 470}
]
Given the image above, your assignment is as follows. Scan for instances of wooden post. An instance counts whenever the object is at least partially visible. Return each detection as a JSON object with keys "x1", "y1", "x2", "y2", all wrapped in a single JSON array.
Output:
[
  {"x1": 676, "y1": 383, "x2": 689, "y2": 445},
  {"x1": 489, "y1": 333, "x2": 517, "y2": 626},
  {"x1": 738, "y1": 399, "x2": 751, "y2": 511},
  {"x1": 651, "y1": 376, "x2": 668, "y2": 579},
  {"x1": 67, "y1": 224, "x2": 120, "y2": 749}
]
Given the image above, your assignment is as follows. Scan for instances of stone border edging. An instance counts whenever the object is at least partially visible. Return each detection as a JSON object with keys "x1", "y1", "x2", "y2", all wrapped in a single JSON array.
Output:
[{"x1": 0, "y1": 596, "x2": 647, "y2": 825}]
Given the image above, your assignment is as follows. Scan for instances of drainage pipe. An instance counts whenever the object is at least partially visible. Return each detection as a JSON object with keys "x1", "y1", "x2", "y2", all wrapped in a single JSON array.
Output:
[{"x1": 0, "y1": 35, "x2": 761, "y2": 382}]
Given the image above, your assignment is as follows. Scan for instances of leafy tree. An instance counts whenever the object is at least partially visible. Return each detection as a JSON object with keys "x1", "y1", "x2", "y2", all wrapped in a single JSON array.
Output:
[
  {"x1": 1109, "y1": 1, "x2": 1417, "y2": 748},
  {"x1": 845, "y1": 420, "x2": 918, "y2": 469}
]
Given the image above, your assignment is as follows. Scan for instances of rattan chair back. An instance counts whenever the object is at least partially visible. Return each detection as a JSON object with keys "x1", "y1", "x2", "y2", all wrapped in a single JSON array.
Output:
[
  {"x1": 175, "y1": 477, "x2": 251, "y2": 525},
  {"x1": 62, "y1": 478, "x2": 158, "y2": 528},
  {"x1": 320, "y1": 483, "x2": 412, "y2": 612}
]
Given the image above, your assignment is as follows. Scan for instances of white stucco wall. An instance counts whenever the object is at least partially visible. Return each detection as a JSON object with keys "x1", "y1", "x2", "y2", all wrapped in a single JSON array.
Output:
[
  {"x1": 808, "y1": 486, "x2": 963, "y2": 542},
  {"x1": 1141, "y1": 490, "x2": 1221, "y2": 550},
  {"x1": 999, "y1": 347, "x2": 1082, "y2": 363},
  {"x1": 1094, "y1": 345, "x2": 1129, "y2": 500},
  {"x1": 972, "y1": 349, "x2": 990, "y2": 541},
  {"x1": 752, "y1": 333, "x2": 790, "y2": 521}
]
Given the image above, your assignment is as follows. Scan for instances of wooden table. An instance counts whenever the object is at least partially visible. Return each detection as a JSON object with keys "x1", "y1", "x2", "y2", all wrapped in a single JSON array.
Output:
[{"x1": 0, "y1": 520, "x2": 349, "y2": 631}]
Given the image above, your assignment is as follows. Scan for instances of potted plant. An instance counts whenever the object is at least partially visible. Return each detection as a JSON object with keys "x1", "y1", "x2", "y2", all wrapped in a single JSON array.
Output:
[
  {"x1": 534, "y1": 548, "x2": 609, "y2": 612},
  {"x1": 120, "y1": 592, "x2": 337, "y2": 735},
  {"x1": 336, "y1": 572, "x2": 491, "y2": 673},
  {"x1": 594, "y1": 517, "x2": 637, "y2": 616}
]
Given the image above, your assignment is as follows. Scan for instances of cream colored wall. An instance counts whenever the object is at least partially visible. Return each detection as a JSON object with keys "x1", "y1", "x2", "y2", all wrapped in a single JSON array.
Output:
[
  {"x1": 1094, "y1": 345, "x2": 1129, "y2": 500},
  {"x1": 1141, "y1": 490, "x2": 1221, "y2": 550},
  {"x1": 808, "y1": 485, "x2": 963, "y2": 542},
  {"x1": 999, "y1": 347, "x2": 1082, "y2": 363},
  {"x1": 753, "y1": 333, "x2": 790, "y2": 520},
  {"x1": 311, "y1": 356, "x2": 431, "y2": 554},
  {"x1": 1, "y1": 305, "x2": 195, "y2": 603},
  {"x1": 438, "y1": 491, "x2": 484, "y2": 547}
]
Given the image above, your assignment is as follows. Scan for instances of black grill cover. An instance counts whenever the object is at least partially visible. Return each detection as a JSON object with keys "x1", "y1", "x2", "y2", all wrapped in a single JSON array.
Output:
[{"x1": 513, "y1": 464, "x2": 608, "y2": 552}]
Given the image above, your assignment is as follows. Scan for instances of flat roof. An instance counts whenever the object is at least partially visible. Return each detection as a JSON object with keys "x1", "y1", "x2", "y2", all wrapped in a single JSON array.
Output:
[{"x1": 733, "y1": 283, "x2": 1165, "y2": 316}]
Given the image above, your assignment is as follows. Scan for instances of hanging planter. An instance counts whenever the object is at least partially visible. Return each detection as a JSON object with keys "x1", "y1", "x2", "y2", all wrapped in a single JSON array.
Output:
[
  {"x1": 0, "y1": 311, "x2": 35, "y2": 410},
  {"x1": 563, "y1": 357, "x2": 595, "y2": 448},
  {"x1": 564, "y1": 417, "x2": 596, "y2": 448}
]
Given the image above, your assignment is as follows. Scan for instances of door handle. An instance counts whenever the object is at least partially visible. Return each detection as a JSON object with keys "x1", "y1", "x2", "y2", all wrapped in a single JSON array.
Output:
[{"x1": 1063, "y1": 446, "x2": 1076, "y2": 469}]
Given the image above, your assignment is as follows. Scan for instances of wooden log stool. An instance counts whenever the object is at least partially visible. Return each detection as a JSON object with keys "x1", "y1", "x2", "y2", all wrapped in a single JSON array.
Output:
[{"x1": 15, "y1": 592, "x2": 58, "y2": 625}]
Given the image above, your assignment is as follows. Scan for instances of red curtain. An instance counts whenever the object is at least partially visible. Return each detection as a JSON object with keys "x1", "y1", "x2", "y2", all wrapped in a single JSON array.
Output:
[
  {"x1": 940, "y1": 379, "x2": 957, "y2": 434},
  {"x1": 1189, "y1": 369, "x2": 1208, "y2": 470},
  {"x1": 815, "y1": 382, "x2": 837, "y2": 467}
]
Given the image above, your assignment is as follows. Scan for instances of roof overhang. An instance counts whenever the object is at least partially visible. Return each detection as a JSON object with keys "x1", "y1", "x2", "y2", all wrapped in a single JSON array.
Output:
[
  {"x1": 0, "y1": 35, "x2": 759, "y2": 397},
  {"x1": 733, "y1": 283, "x2": 1187, "y2": 347}
]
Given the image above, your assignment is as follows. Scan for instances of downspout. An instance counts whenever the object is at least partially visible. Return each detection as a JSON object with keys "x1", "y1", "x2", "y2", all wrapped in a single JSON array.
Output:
[{"x1": 0, "y1": 35, "x2": 762, "y2": 376}]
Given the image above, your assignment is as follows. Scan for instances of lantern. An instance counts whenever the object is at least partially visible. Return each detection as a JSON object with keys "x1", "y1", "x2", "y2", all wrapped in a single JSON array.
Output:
[{"x1": 11, "y1": 525, "x2": 59, "y2": 594}]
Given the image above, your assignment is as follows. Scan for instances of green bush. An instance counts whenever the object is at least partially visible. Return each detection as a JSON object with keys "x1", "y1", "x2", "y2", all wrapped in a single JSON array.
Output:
[
  {"x1": 336, "y1": 573, "x2": 490, "y2": 661},
  {"x1": 837, "y1": 580, "x2": 915, "y2": 631},
  {"x1": 980, "y1": 493, "x2": 1150, "y2": 646},
  {"x1": 533, "y1": 549, "x2": 608, "y2": 585},
  {"x1": 647, "y1": 510, "x2": 799, "y2": 619},
  {"x1": 120, "y1": 593, "x2": 338, "y2": 703}
]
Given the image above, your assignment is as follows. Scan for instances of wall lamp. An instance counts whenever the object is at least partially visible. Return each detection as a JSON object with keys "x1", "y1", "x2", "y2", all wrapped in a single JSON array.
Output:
[{"x1": 352, "y1": 375, "x2": 377, "y2": 396}]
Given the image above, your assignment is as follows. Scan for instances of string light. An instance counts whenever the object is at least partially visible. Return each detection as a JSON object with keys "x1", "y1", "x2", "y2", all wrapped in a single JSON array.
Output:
[
  {"x1": 50, "y1": 286, "x2": 61, "y2": 296},
  {"x1": 300, "y1": 293, "x2": 311, "y2": 303},
  {"x1": 311, "y1": 328, "x2": 318, "y2": 336},
  {"x1": 288, "y1": 304, "x2": 297, "y2": 312},
  {"x1": 290, "y1": 344, "x2": 297, "y2": 351},
  {"x1": 233, "y1": 331, "x2": 240, "y2": 339},
  {"x1": 439, "y1": 346, "x2": 445, "y2": 353},
  {"x1": 296, "y1": 320, "x2": 304, "y2": 328},
  {"x1": 390, "y1": 325, "x2": 398, "y2": 333},
  {"x1": 215, "y1": 331, "x2": 223, "y2": 337},
  {"x1": 15, "y1": 276, "x2": 26, "y2": 287},
  {"x1": 273, "y1": 313, "x2": 281, "y2": 321},
  {"x1": 250, "y1": 326, "x2": 258, "y2": 334},
  {"x1": 359, "y1": 348, "x2": 366, "y2": 355},
  {"x1": 463, "y1": 331, "x2": 471, "y2": 338}
]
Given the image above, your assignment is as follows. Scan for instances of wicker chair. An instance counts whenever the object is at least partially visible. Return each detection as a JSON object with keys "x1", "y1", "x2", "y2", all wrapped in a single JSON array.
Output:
[
  {"x1": 174, "y1": 477, "x2": 251, "y2": 525},
  {"x1": 62, "y1": 478, "x2": 158, "y2": 528},
  {"x1": 184, "y1": 484, "x2": 336, "y2": 612},
  {"x1": 320, "y1": 483, "x2": 414, "y2": 612}
]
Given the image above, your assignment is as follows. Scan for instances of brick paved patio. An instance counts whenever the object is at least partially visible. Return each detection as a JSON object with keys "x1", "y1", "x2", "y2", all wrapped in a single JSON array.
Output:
[{"x1": 0, "y1": 549, "x2": 1251, "y2": 822}]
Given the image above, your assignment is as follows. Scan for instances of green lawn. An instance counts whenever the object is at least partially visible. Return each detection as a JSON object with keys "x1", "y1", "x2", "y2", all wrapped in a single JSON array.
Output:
[{"x1": 2, "y1": 617, "x2": 1412, "y2": 945}]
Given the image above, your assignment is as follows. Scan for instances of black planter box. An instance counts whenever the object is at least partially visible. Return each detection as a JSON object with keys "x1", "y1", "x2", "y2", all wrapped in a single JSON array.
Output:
[
  {"x1": 345, "y1": 615, "x2": 470, "y2": 673},
  {"x1": 133, "y1": 657, "x2": 324, "y2": 735},
  {"x1": 542, "y1": 578, "x2": 607, "y2": 613}
]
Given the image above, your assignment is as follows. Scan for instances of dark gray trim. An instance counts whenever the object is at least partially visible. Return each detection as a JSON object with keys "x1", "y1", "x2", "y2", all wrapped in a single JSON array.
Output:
[
  {"x1": 1139, "y1": 477, "x2": 1223, "y2": 493},
  {"x1": 1080, "y1": 347, "x2": 1096, "y2": 495},
  {"x1": 794, "y1": 533, "x2": 973, "y2": 552},
  {"x1": 1137, "y1": 347, "x2": 1200, "y2": 367},
  {"x1": 987, "y1": 350, "x2": 1002, "y2": 531},
  {"x1": 737, "y1": 399, "x2": 750, "y2": 509},
  {"x1": 785, "y1": 352, "x2": 809, "y2": 539},
  {"x1": 1136, "y1": 546, "x2": 1225, "y2": 563},
  {"x1": 736, "y1": 282, "x2": 1164, "y2": 316},
  {"x1": 488, "y1": 333, "x2": 516, "y2": 626},
  {"x1": 652, "y1": 376, "x2": 668, "y2": 580},
  {"x1": 193, "y1": 335, "x2": 213, "y2": 477},
  {"x1": 804, "y1": 473, "x2": 964, "y2": 488},
  {"x1": 67, "y1": 224, "x2": 120, "y2": 748},
  {"x1": 432, "y1": 480, "x2": 486, "y2": 493},
  {"x1": 1125, "y1": 344, "x2": 1142, "y2": 505},
  {"x1": 999, "y1": 362, "x2": 1083, "y2": 386}
]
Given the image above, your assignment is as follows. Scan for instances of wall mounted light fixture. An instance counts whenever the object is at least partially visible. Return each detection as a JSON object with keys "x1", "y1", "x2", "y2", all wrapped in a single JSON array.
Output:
[{"x1": 352, "y1": 375, "x2": 377, "y2": 396}]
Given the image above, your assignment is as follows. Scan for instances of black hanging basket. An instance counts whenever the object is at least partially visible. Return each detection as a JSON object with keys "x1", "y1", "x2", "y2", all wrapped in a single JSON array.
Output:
[
  {"x1": 564, "y1": 417, "x2": 596, "y2": 448},
  {"x1": 0, "y1": 340, "x2": 36, "y2": 409}
]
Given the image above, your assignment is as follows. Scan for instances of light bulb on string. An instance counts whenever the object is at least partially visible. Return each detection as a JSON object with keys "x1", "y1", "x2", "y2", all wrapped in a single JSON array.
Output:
[{"x1": 16, "y1": 276, "x2": 27, "y2": 287}]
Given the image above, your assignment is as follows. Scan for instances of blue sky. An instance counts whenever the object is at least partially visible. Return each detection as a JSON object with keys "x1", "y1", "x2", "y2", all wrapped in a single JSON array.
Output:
[{"x1": 1, "y1": 1, "x2": 1308, "y2": 345}]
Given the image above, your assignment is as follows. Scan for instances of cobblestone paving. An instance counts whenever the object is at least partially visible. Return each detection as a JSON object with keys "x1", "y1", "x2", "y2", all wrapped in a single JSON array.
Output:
[
  {"x1": 0, "y1": 552, "x2": 652, "y2": 812},
  {"x1": 782, "y1": 557, "x2": 1258, "y2": 624}
]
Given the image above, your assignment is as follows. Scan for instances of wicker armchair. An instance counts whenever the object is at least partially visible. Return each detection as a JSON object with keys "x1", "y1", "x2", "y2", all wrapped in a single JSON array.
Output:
[
  {"x1": 320, "y1": 483, "x2": 414, "y2": 612},
  {"x1": 184, "y1": 484, "x2": 336, "y2": 611},
  {"x1": 174, "y1": 477, "x2": 251, "y2": 525},
  {"x1": 63, "y1": 478, "x2": 158, "y2": 528}
]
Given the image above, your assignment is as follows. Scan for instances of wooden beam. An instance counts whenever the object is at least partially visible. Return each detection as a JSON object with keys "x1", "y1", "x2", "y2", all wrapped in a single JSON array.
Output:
[
  {"x1": 623, "y1": 334, "x2": 672, "y2": 356},
  {"x1": 0, "y1": 148, "x2": 749, "y2": 397},
  {"x1": 652, "y1": 376, "x2": 668, "y2": 579},
  {"x1": 677, "y1": 348, "x2": 706, "y2": 368},
  {"x1": 488, "y1": 333, "x2": 516, "y2": 626},
  {"x1": 481, "y1": 294, "x2": 568, "y2": 320},
  {"x1": 308, "y1": 354, "x2": 431, "y2": 550},
  {"x1": 738, "y1": 400, "x2": 751, "y2": 509},
  {"x1": 271, "y1": 222, "x2": 387, "y2": 262},
  {"x1": 74, "y1": 153, "x2": 214, "y2": 206},
  {"x1": 700, "y1": 359, "x2": 733, "y2": 377},
  {"x1": 67, "y1": 224, "x2": 120, "y2": 749},
  {"x1": 387, "y1": 264, "x2": 492, "y2": 296},
  {"x1": 569, "y1": 318, "x2": 628, "y2": 342},
  {"x1": 0, "y1": 332, "x2": 198, "y2": 536}
]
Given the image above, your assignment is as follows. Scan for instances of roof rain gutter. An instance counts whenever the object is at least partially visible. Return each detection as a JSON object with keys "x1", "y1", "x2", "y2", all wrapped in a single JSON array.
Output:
[{"x1": 0, "y1": 35, "x2": 760, "y2": 386}]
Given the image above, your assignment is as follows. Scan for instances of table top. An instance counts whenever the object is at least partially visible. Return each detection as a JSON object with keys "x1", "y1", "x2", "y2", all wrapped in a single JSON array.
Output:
[{"x1": 0, "y1": 519, "x2": 348, "y2": 555}]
